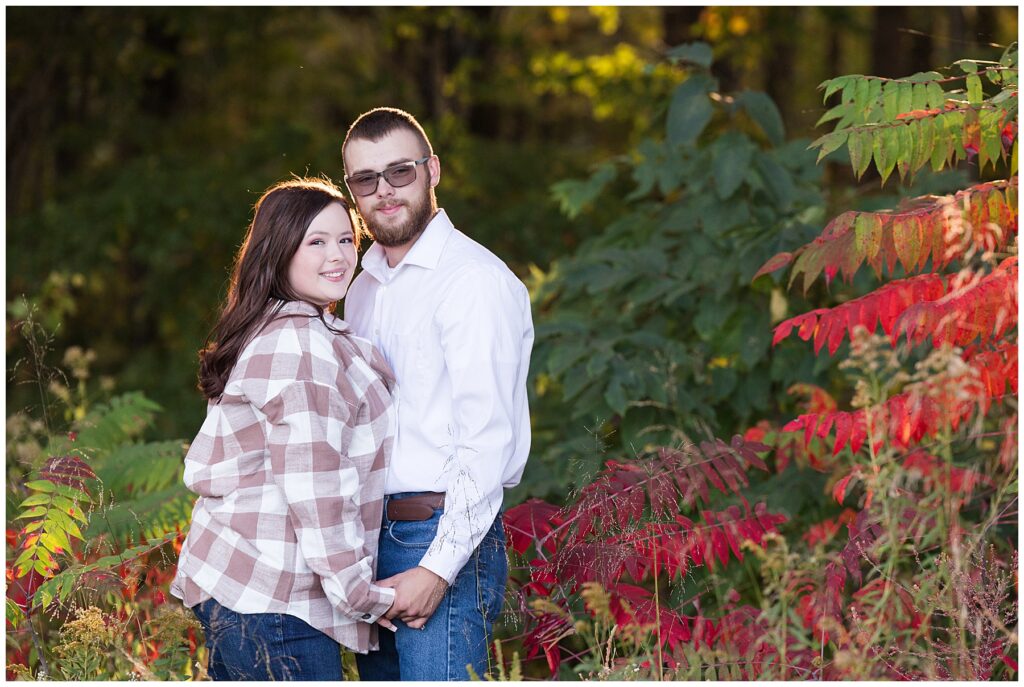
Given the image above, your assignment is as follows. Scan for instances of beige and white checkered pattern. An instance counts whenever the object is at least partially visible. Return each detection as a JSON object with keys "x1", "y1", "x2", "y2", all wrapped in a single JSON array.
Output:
[{"x1": 171, "y1": 300, "x2": 396, "y2": 653}]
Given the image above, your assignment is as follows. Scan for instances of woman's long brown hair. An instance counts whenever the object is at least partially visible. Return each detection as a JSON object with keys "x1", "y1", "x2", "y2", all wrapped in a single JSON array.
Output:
[{"x1": 198, "y1": 177, "x2": 360, "y2": 400}]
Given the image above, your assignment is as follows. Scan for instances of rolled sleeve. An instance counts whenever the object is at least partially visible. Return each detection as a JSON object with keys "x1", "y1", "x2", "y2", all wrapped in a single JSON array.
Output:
[{"x1": 262, "y1": 381, "x2": 394, "y2": 621}]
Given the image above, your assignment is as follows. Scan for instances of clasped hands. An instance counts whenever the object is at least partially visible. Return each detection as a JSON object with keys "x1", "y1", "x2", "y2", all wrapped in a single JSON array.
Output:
[{"x1": 375, "y1": 566, "x2": 448, "y2": 632}]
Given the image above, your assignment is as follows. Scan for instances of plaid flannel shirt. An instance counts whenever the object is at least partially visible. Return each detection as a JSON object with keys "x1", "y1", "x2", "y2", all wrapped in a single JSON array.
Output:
[{"x1": 171, "y1": 300, "x2": 396, "y2": 653}]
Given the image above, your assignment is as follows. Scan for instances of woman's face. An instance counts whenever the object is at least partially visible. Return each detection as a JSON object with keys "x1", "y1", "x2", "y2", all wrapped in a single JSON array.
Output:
[{"x1": 287, "y1": 203, "x2": 358, "y2": 306}]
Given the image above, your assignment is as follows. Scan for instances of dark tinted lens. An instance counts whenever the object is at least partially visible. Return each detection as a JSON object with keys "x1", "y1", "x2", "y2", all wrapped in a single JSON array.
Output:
[
  {"x1": 348, "y1": 174, "x2": 379, "y2": 195},
  {"x1": 383, "y1": 164, "x2": 416, "y2": 187}
]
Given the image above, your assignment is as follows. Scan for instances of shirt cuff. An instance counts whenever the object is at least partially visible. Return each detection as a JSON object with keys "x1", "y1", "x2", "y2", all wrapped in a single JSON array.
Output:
[
  {"x1": 354, "y1": 585, "x2": 396, "y2": 624},
  {"x1": 417, "y1": 550, "x2": 465, "y2": 586}
]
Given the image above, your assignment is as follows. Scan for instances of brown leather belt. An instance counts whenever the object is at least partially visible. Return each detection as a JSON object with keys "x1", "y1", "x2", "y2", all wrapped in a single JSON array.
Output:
[{"x1": 386, "y1": 493, "x2": 445, "y2": 521}]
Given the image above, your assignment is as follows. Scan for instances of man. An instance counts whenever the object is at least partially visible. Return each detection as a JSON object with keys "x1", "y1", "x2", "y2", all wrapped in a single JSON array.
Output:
[{"x1": 341, "y1": 107, "x2": 534, "y2": 681}]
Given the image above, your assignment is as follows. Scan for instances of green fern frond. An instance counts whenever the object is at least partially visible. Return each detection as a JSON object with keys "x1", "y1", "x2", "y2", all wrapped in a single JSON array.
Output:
[
  {"x1": 94, "y1": 440, "x2": 185, "y2": 496},
  {"x1": 88, "y1": 484, "x2": 195, "y2": 544},
  {"x1": 73, "y1": 393, "x2": 163, "y2": 453}
]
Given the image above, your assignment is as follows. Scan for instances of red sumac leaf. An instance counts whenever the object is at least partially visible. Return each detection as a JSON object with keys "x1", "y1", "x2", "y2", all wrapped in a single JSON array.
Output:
[
  {"x1": 832, "y1": 473, "x2": 855, "y2": 505},
  {"x1": 753, "y1": 251, "x2": 794, "y2": 281}
]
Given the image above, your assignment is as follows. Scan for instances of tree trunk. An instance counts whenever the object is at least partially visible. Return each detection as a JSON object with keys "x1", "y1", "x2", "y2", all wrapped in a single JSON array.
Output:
[{"x1": 871, "y1": 6, "x2": 909, "y2": 78}]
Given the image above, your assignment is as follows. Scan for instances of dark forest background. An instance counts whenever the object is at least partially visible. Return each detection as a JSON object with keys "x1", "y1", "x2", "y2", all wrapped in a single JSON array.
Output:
[{"x1": 7, "y1": 6, "x2": 1017, "y2": 496}]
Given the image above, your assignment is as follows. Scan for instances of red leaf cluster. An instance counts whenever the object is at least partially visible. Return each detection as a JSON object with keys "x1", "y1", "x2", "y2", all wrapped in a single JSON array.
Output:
[
  {"x1": 772, "y1": 274, "x2": 945, "y2": 354},
  {"x1": 902, "y1": 450, "x2": 992, "y2": 495},
  {"x1": 782, "y1": 341, "x2": 1015, "y2": 456},
  {"x1": 39, "y1": 454, "x2": 97, "y2": 494},
  {"x1": 896, "y1": 256, "x2": 1017, "y2": 348},
  {"x1": 754, "y1": 178, "x2": 1018, "y2": 289}
]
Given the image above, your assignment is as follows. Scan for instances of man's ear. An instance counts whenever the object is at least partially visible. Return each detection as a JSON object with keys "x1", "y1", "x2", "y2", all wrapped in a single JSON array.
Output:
[{"x1": 427, "y1": 155, "x2": 441, "y2": 189}]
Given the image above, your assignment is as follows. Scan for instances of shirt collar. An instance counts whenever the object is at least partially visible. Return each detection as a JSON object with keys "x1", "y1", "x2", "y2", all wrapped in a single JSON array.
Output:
[
  {"x1": 360, "y1": 209, "x2": 453, "y2": 282},
  {"x1": 273, "y1": 299, "x2": 347, "y2": 330}
]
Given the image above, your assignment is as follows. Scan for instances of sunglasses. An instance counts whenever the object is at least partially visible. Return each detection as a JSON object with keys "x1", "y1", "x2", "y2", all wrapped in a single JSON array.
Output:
[{"x1": 345, "y1": 157, "x2": 430, "y2": 197}]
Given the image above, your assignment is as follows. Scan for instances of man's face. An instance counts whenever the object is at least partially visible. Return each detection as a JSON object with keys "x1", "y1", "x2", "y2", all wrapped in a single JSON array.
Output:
[{"x1": 343, "y1": 128, "x2": 439, "y2": 248}]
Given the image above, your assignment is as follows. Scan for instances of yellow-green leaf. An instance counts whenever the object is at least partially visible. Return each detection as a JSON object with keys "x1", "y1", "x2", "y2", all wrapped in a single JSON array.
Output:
[
  {"x1": 854, "y1": 213, "x2": 883, "y2": 261},
  {"x1": 811, "y1": 130, "x2": 848, "y2": 162},
  {"x1": 882, "y1": 81, "x2": 900, "y2": 120},
  {"x1": 850, "y1": 129, "x2": 873, "y2": 178},
  {"x1": 39, "y1": 532, "x2": 69, "y2": 555},
  {"x1": 15, "y1": 506, "x2": 48, "y2": 520},
  {"x1": 912, "y1": 83, "x2": 929, "y2": 110},
  {"x1": 914, "y1": 117, "x2": 934, "y2": 174},
  {"x1": 7, "y1": 599, "x2": 26, "y2": 629},
  {"x1": 19, "y1": 493, "x2": 52, "y2": 509},
  {"x1": 897, "y1": 82, "x2": 913, "y2": 117},
  {"x1": 967, "y1": 74, "x2": 983, "y2": 106},
  {"x1": 873, "y1": 126, "x2": 898, "y2": 184},
  {"x1": 52, "y1": 495, "x2": 89, "y2": 524},
  {"x1": 931, "y1": 114, "x2": 950, "y2": 171},
  {"x1": 24, "y1": 480, "x2": 57, "y2": 493},
  {"x1": 897, "y1": 123, "x2": 915, "y2": 181}
]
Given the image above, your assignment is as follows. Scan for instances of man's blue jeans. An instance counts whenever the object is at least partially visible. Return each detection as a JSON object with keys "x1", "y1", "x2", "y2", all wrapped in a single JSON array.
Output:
[
  {"x1": 356, "y1": 493, "x2": 507, "y2": 681},
  {"x1": 191, "y1": 598, "x2": 343, "y2": 681}
]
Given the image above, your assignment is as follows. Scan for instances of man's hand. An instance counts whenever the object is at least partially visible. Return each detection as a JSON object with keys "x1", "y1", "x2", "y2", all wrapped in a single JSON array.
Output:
[{"x1": 379, "y1": 566, "x2": 449, "y2": 630}]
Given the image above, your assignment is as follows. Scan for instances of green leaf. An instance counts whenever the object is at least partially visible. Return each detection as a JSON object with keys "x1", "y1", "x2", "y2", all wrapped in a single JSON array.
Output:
[
  {"x1": 736, "y1": 91, "x2": 785, "y2": 145},
  {"x1": 822, "y1": 76, "x2": 849, "y2": 103},
  {"x1": 6, "y1": 599, "x2": 26, "y2": 629},
  {"x1": 912, "y1": 83, "x2": 929, "y2": 111},
  {"x1": 50, "y1": 483, "x2": 91, "y2": 503},
  {"x1": 897, "y1": 82, "x2": 913, "y2": 118},
  {"x1": 755, "y1": 153, "x2": 795, "y2": 210},
  {"x1": 967, "y1": 74, "x2": 983, "y2": 106},
  {"x1": 52, "y1": 495, "x2": 89, "y2": 524},
  {"x1": 872, "y1": 126, "x2": 899, "y2": 184},
  {"x1": 603, "y1": 377, "x2": 628, "y2": 416},
  {"x1": 712, "y1": 133, "x2": 754, "y2": 199},
  {"x1": 39, "y1": 532, "x2": 69, "y2": 555},
  {"x1": 13, "y1": 548, "x2": 37, "y2": 569},
  {"x1": 550, "y1": 163, "x2": 618, "y2": 220},
  {"x1": 927, "y1": 82, "x2": 946, "y2": 109},
  {"x1": 815, "y1": 104, "x2": 847, "y2": 128},
  {"x1": 913, "y1": 117, "x2": 934, "y2": 174},
  {"x1": 667, "y1": 74, "x2": 715, "y2": 146},
  {"x1": 849, "y1": 129, "x2": 873, "y2": 178},
  {"x1": 35, "y1": 584, "x2": 54, "y2": 610},
  {"x1": 853, "y1": 78, "x2": 871, "y2": 116},
  {"x1": 24, "y1": 480, "x2": 57, "y2": 493},
  {"x1": 854, "y1": 213, "x2": 883, "y2": 262},
  {"x1": 931, "y1": 113, "x2": 950, "y2": 171},
  {"x1": 19, "y1": 493, "x2": 53, "y2": 508},
  {"x1": 865, "y1": 78, "x2": 884, "y2": 121},
  {"x1": 15, "y1": 506, "x2": 48, "y2": 520},
  {"x1": 811, "y1": 130, "x2": 849, "y2": 163},
  {"x1": 955, "y1": 59, "x2": 979, "y2": 74},
  {"x1": 667, "y1": 42, "x2": 713, "y2": 68},
  {"x1": 897, "y1": 122, "x2": 915, "y2": 180},
  {"x1": 882, "y1": 80, "x2": 900, "y2": 120}
]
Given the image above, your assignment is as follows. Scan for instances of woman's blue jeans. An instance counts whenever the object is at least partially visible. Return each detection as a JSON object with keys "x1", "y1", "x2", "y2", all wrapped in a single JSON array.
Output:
[
  {"x1": 191, "y1": 598, "x2": 343, "y2": 681},
  {"x1": 355, "y1": 493, "x2": 508, "y2": 681}
]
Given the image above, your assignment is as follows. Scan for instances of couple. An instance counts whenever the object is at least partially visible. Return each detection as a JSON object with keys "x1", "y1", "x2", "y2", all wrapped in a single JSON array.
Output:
[{"x1": 169, "y1": 107, "x2": 534, "y2": 681}]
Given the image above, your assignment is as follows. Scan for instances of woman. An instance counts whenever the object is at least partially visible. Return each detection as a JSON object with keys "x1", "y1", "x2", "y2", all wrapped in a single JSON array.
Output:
[{"x1": 170, "y1": 177, "x2": 396, "y2": 681}]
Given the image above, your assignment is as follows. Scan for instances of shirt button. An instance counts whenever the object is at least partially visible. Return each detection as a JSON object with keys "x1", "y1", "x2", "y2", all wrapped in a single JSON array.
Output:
[{"x1": 361, "y1": 613, "x2": 372, "y2": 620}]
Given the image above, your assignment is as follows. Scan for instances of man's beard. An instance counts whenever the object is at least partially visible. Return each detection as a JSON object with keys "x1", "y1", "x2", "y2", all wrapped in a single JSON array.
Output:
[{"x1": 363, "y1": 188, "x2": 435, "y2": 248}]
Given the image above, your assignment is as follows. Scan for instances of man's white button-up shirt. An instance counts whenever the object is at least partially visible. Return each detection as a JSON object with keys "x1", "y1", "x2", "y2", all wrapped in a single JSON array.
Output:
[{"x1": 345, "y1": 209, "x2": 533, "y2": 584}]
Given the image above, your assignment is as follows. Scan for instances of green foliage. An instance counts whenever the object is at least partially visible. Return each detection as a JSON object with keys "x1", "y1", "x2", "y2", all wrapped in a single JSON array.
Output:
[
  {"x1": 6, "y1": 320, "x2": 196, "y2": 679},
  {"x1": 813, "y1": 46, "x2": 1018, "y2": 183},
  {"x1": 523, "y1": 44, "x2": 826, "y2": 500}
]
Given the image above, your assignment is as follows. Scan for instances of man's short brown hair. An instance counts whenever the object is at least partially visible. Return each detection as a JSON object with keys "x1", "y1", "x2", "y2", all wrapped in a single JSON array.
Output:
[{"x1": 342, "y1": 107, "x2": 433, "y2": 172}]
